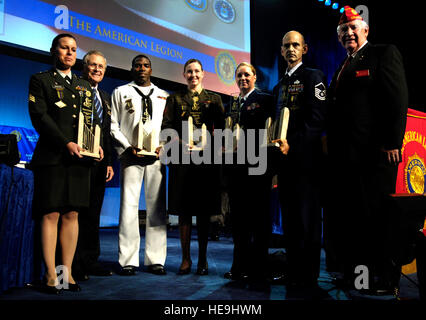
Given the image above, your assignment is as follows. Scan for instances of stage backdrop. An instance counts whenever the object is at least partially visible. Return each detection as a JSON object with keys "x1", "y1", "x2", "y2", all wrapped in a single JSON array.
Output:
[
  {"x1": 396, "y1": 108, "x2": 426, "y2": 274},
  {"x1": 396, "y1": 108, "x2": 426, "y2": 195}
]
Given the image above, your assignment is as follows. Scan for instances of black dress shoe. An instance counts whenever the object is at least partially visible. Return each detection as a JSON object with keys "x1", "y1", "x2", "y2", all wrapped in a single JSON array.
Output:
[
  {"x1": 73, "y1": 271, "x2": 90, "y2": 281},
  {"x1": 119, "y1": 266, "x2": 137, "y2": 276},
  {"x1": 39, "y1": 281, "x2": 61, "y2": 295},
  {"x1": 87, "y1": 263, "x2": 113, "y2": 276},
  {"x1": 359, "y1": 287, "x2": 398, "y2": 296},
  {"x1": 177, "y1": 266, "x2": 191, "y2": 275},
  {"x1": 63, "y1": 282, "x2": 81, "y2": 292},
  {"x1": 196, "y1": 267, "x2": 208, "y2": 276},
  {"x1": 196, "y1": 261, "x2": 208, "y2": 276},
  {"x1": 146, "y1": 264, "x2": 167, "y2": 275},
  {"x1": 177, "y1": 261, "x2": 192, "y2": 275},
  {"x1": 268, "y1": 272, "x2": 287, "y2": 284},
  {"x1": 224, "y1": 271, "x2": 249, "y2": 281}
]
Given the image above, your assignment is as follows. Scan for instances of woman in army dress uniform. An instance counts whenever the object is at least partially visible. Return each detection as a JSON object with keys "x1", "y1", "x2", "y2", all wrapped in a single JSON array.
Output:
[
  {"x1": 160, "y1": 59, "x2": 224, "y2": 275},
  {"x1": 28, "y1": 34, "x2": 102, "y2": 293}
]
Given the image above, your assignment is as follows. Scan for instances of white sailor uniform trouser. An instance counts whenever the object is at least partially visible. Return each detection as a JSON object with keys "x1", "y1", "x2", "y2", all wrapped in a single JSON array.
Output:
[{"x1": 118, "y1": 157, "x2": 167, "y2": 267}]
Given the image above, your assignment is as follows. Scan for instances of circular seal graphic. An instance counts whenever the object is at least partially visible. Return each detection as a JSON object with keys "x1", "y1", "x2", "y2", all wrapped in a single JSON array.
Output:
[
  {"x1": 185, "y1": 0, "x2": 208, "y2": 12},
  {"x1": 10, "y1": 130, "x2": 22, "y2": 142},
  {"x1": 213, "y1": 0, "x2": 235, "y2": 23},
  {"x1": 405, "y1": 154, "x2": 426, "y2": 194},
  {"x1": 215, "y1": 51, "x2": 237, "y2": 85}
]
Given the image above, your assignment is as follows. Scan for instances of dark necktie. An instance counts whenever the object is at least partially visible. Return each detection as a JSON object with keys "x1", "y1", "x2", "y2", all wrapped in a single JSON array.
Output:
[
  {"x1": 93, "y1": 89, "x2": 103, "y2": 124},
  {"x1": 237, "y1": 96, "x2": 245, "y2": 123},
  {"x1": 336, "y1": 56, "x2": 352, "y2": 86},
  {"x1": 133, "y1": 87, "x2": 153, "y2": 123},
  {"x1": 192, "y1": 92, "x2": 200, "y2": 111},
  {"x1": 65, "y1": 75, "x2": 72, "y2": 85}
]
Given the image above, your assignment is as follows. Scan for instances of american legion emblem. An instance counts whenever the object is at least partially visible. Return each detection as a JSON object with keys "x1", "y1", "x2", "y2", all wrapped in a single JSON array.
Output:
[
  {"x1": 404, "y1": 153, "x2": 426, "y2": 194},
  {"x1": 215, "y1": 51, "x2": 237, "y2": 85}
]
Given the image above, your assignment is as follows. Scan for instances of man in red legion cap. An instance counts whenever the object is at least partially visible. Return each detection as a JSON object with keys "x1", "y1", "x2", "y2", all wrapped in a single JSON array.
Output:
[{"x1": 326, "y1": 6, "x2": 409, "y2": 295}]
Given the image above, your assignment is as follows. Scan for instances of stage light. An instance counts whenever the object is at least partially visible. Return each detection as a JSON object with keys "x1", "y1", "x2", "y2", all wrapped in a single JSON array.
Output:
[
  {"x1": 325, "y1": 0, "x2": 332, "y2": 6},
  {"x1": 340, "y1": 7, "x2": 345, "y2": 13},
  {"x1": 332, "y1": 3, "x2": 339, "y2": 9},
  {"x1": 318, "y1": 0, "x2": 324, "y2": 2}
]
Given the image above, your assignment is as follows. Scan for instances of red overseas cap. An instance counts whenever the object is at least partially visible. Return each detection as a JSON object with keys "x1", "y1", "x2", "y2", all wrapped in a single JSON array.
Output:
[{"x1": 339, "y1": 6, "x2": 363, "y2": 25}]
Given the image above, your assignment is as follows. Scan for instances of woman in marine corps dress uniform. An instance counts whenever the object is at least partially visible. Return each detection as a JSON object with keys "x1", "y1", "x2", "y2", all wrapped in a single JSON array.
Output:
[
  {"x1": 28, "y1": 34, "x2": 102, "y2": 293},
  {"x1": 160, "y1": 59, "x2": 224, "y2": 275}
]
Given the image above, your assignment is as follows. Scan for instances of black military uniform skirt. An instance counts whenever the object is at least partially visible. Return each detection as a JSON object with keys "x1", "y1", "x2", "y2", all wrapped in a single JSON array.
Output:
[
  {"x1": 32, "y1": 162, "x2": 91, "y2": 218},
  {"x1": 167, "y1": 163, "x2": 221, "y2": 217}
]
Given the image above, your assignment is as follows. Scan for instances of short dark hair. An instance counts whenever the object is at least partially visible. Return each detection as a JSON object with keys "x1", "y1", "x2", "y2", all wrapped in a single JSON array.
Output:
[
  {"x1": 184, "y1": 58, "x2": 203, "y2": 72},
  {"x1": 50, "y1": 33, "x2": 76, "y2": 55},
  {"x1": 131, "y1": 54, "x2": 151, "y2": 68}
]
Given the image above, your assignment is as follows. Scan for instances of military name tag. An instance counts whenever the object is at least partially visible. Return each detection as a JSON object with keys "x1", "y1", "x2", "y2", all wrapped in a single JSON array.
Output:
[{"x1": 55, "y1": 100, "x2": 67, "y2": 108}]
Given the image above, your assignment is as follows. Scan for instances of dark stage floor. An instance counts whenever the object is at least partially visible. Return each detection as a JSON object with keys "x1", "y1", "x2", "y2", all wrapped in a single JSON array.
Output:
[{"x1": 0, "y1": 227, "x2": 422, "y2": 313}]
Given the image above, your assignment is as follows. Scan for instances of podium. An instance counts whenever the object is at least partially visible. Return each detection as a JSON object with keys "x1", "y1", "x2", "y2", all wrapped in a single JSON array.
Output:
[
  {"x1": 386, "y1": 193, "x2": 426, "y2": 300},
  {"x1": 0, "y1": 164, "x2": 35, "y2": 292}
]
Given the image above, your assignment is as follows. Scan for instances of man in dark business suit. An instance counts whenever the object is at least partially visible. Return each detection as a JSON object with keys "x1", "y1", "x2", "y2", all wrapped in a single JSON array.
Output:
[
  {"x1": 326, "y1": 6, "x2": 408, "y2": 294},
  {"x1": 72, "y1": 50, "x2": 114, "y2": 280}
]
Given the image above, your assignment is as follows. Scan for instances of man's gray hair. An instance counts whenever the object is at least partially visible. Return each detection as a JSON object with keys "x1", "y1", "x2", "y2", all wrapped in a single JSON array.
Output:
[
  {"x1": 337, "y1": 19, "x2": 369, "y2": 34},
  {"x1": 82, "y1": 50, "x2": 107, "y2": 67}
]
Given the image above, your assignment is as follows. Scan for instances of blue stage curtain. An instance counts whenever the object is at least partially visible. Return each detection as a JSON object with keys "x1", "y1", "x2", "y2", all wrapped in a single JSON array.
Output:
[{"x1": 0, "y1": 164, "x2": 35, "y2": 292}]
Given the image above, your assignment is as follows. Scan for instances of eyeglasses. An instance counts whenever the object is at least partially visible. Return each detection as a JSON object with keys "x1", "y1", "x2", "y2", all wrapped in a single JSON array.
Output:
[{"x1": 87, "y1": 63, "x2": 105, "y2": 70}]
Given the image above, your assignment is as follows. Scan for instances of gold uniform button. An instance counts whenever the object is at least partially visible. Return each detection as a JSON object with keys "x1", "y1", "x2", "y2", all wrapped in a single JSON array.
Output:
[
  {"x1": 73, "y1": 104, "x2": 77, "y2": 108},
  {"x1": 72, "y1": 114, "x2": 77, "y2": 118},
  {"x1": 72, "y1": 94, "x2": 76, "y2": 98}
]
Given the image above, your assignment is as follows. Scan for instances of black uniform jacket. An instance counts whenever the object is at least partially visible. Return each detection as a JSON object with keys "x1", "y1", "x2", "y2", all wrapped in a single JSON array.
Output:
[
  {"x1": 273, "y1": 64, "x2": 327, "y2": 169},
  {"x1": 327, "y1": 42, "x2": 408, "y2": 165},
  {"x1": 227, "y1": 89, "x2": 274, "y2": 130},
  {"x1": 162, "y1": 88, "x2": 225, "y2": 136},
  {"x1": 28, "y1": 69, "x2": 99, "y2": 167}
]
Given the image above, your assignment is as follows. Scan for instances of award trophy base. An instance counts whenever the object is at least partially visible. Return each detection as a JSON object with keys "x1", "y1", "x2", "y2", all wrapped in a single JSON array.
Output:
[
  {"x1": 77, "y1": 110, "x2": 101, "y2": 159},
  {"x1": 136, "y1": 120, "x2": 159, "y2": 158}
]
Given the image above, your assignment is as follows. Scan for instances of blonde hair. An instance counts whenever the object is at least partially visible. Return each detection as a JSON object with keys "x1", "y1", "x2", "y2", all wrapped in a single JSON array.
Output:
[{"x1": 235, "y1": 62, "x2": 256, "y2": 76}]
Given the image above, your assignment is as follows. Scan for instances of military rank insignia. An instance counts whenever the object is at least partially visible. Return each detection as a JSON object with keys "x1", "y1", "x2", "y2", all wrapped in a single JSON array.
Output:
[
  {"x1": 125, "y1": 99, "x2": 134, "y2": 114},
  {"x1": 314, "y1": 82, "x2": 326, "y2": 101}
]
